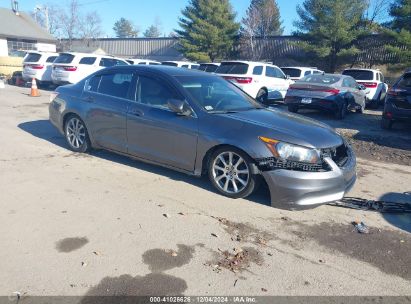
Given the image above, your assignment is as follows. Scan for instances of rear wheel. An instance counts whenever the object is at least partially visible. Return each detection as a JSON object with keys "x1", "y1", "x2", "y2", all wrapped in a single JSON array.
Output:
[
  {"x1": 256, "y1": 88, "x2": 268, "y2": 104},
  {"x1": 335, "y1": 100, "x2": 347, "y2": 119},
  {"x1": 288, "y1": 105, "x2": 299, "y2": 113},
  {"x1": 381, "y1": 117, "x2": 393, "y2": 130},
  {"x1": 356, "y1": 99, "x2": 365, "y2": 113},
  {"x1": 208, "y1": 147, "x2": 258, "y2": 199},
  {"x1": 64, "y1": 115, "x2": 91, "y2": 153}
]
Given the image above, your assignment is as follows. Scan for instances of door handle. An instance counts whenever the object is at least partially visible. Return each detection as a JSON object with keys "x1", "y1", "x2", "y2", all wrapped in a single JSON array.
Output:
[
  {"x1": 129, "y1": 108, "x2": 144, "y2": 116},
  {"x1": 85, "y1": 96, "x2": 94, "y2": 103}
]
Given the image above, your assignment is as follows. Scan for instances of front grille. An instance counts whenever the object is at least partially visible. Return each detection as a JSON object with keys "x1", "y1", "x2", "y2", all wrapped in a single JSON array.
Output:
[
  {"x1": 322, "y1": 144, "x2": 349, "y2": 167},
  {"x1": 257, "y1": 157, "x2": 329, "y2": 172}
]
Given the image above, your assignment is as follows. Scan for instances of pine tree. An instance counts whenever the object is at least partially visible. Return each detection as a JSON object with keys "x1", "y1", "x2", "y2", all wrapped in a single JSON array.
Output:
[
  {"x1": 113, "y1": 18, "x2": 139, "y2": 38},
  {"x1": 176, "y1": 0, "x2": 240, "y2": 62},
  {"x1": 143, "y1": 25, "x2": 162, "y2": 38},
  {"x1": 293, "y1": 0, "x2": 368, "y2": 72},
  {"x1": 385, "y1": 0, "x2": 411, "y2": 66}
]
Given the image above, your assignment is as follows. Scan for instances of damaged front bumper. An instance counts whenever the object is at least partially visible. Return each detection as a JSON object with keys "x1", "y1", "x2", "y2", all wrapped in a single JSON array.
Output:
[{"x1": 260, "y1": 147, "x2": 357, "y2": 210}]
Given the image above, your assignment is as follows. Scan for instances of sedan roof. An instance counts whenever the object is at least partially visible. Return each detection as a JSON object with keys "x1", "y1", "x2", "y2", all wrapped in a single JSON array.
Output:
[{"x1": 99, "y1": 65, "x2": 211, "y2": 77}]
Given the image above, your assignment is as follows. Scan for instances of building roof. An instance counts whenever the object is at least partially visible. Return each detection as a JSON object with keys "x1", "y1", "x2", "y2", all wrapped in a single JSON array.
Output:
[{"x1": 0, "y1": 7, "x2": 55, "y2": 43}]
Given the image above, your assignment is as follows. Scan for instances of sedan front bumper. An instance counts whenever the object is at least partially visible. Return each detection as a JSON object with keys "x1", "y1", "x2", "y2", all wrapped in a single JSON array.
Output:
[{"x1": 261, "y1": 149, "x2": 356, "y2": 210}]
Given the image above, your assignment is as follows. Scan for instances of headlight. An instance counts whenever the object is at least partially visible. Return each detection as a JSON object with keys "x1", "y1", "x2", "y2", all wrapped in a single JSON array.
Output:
[{"x1": 259, "y1": 136, "x2": 320, "y2": 164}]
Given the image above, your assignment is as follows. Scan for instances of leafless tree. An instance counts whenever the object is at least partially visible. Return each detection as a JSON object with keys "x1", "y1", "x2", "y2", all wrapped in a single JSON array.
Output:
[
  {"x1": 79, "y1": 11, "x2": 103, "y2": 46},
  {"x1": 364, "y1": 0, "x2": 392, "y2": 24},
  {"x1": 58, "y1": 0, "x2": 81, "y2": 48}
]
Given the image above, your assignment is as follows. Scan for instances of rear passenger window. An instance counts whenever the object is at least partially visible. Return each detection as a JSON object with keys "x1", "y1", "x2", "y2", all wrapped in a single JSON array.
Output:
[
  {"x1": 97, "y1": 72, "x2": 133, "y2": 99},
  {"x1": 138, "y1": 62, "x2": 147, "y2": 65},
  {"x1": 79, "y1": 57, "x2": 97, "y2": 65},
  {"x1": 253, "y1": 66, "x2": 263, "y2": 75},
  {"x1": 182, "y1": 65, "x2": 189, "y2": 68},
  {"x1": 304, "y1": 71, "x2": 311, "y2": 76},
  {"x1": 46, "y1": 56, "x2": 57, "y2": 63},
  {"x1": 85, "y1": 75, "x2": 101, "y2": 92},
  {"x1": 265, "y1": 66, "x2": 286, "y2": 79},
  {"x1": 138, "y1": 76, "x2": 178, "y2": 109}
]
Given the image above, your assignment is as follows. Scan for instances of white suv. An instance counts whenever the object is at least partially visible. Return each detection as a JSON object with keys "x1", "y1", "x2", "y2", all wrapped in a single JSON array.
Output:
[
  {"x1": 126, "y1": 58, "x2": 161, "y2": 65},
  {"x1": 280, "y1": 66, "x2": 323, "y2": 81},
  {"x1": 51, "y1": 53, "x2": 129, "y2": 85},
  {"x1": 161, "y1": 61, "x2": 200, "y2": 69},
  {"x1": 342, "y1": 68, "x2": 388, "y2": 108},
  {"x1": 215, "y1": 61, "x2": 294, "y2": 103},
  {"x1": 22, "y1": 51, "x2": 58, "y2": 87}
]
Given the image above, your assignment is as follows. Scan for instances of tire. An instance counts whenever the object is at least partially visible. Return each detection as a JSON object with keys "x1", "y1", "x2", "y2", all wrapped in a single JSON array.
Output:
[
  {"x1": 356, "y1": 99, "x2": 365, "y2": 113},
  {"x1": 381, "y1": 117, "x2": 393, "y2": 130},
  {"x1": 256, "y1": 88, "x2": 268, "y2": 104},
  {"x1": 288, "y1": 105, "x2": 298, "y2": 113},
  {"x1": 64, "y1": 115, "x2": 91, "y2": 153},
  {"x1": 335, "y1": 100, "x2": 347, "y2": 120},
  {"x1": 208, "y1": 147, "x2": 258, "y2": 199}
]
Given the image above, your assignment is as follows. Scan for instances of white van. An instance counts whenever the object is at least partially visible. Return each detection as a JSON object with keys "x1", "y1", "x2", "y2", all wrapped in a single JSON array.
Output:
[
  {"x1": 215, "y1": 61, "x2": 294, "y2": 103},
  {"x1": 22, "y1": 51, "x2": 58, "y2": 87},
  {"x1": 51, "y1": 53, "x2": 129, "y2": 85},
  {"x1": 161, "y1": 61, "x2": 200, "y2": 69},
  {"x1": 126, "y1": 58, "x2": 161, "y2": 65}
]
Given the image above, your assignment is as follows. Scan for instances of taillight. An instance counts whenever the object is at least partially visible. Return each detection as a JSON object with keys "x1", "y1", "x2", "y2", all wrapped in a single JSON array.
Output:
[
  {"x1": 63, "y1": 66, "x2": 77, "y2": 71},
  {"x1": 387, "y1": 88, "x2": 406, "y2": 96},
  {"x1": 235, "y1": 77, "x2": 253, "y2": 84},
  {"x1": 223, "y1": 76, "x2": 253, "y2": 84},
  {"x1": 323, "y1": 89, "x2": 340, "y2": 95},
  {"x1": 49, "y1": 92, "x2": 59, "y2": 103},
  {"x1": 359, "y1": 82, "x2": 378, "y2": 88},
  {"x1": 26, "y1": 64, "x2": 44, "y2": 69}
]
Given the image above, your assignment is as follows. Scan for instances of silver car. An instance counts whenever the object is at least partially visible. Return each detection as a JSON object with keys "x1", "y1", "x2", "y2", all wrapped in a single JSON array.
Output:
[{"x1": 49, "y1": 66, "x2": 356, "y2": 209}]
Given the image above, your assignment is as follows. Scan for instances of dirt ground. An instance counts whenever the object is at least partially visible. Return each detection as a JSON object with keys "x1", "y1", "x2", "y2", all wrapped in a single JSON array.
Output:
[{"x1": 0, "y1": 85, "x2": 410, "y2": 299}]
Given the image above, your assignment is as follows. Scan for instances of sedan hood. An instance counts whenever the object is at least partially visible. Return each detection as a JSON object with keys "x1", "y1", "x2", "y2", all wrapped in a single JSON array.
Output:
[{"x1": 223, "y1": 108, "x2": 343, "y2": 149}]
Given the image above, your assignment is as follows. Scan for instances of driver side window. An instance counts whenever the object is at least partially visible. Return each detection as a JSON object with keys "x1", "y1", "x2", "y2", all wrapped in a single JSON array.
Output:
[{"x1": 137, "y1": 76, "x2": 179, "y2": 109}]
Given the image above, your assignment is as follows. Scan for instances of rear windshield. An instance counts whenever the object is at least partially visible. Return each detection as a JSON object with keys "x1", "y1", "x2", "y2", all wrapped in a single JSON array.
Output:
[
  {"x1": 46, "y1": 56, "x2": 57, "y2": 63},
  {"x1": 342, "y1": 70, "x2": 373, "y2": 80},
  {"x1": 162, "y1": 62, "x2": 178, "y2": 67},
  {"x1": 24, "y1": 53, "x2": 41, "y2": 63},
  {"x1": 397, "y1": 73, "x2": 411, "y2": 90},
  {"x1": 281, "y1": 68, "x2": 302, "y2": 78},
  {"x1": 199, "y1": 64, "x2": 219, "y2": 73},
  {"x1": 300, "y1": 74, "x2": 340, "y2": 84},
  {"x1": 216, "y1": 62, "x2": 249, "y2": 75},
  {"x1": 54, "y1": 53, "x2": 75, "y2": 64}
]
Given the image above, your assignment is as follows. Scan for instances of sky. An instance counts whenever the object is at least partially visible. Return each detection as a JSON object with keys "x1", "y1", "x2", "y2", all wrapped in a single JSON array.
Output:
[{"x1": 8, "y1": 0, "x2": 303, "y2": 37}]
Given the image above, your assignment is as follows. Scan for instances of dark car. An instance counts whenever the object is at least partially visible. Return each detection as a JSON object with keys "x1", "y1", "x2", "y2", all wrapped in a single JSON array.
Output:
[
  {"x1": 382, "y1": 71, "x2": 411, "y2": 129},
  {"x1": 284, "y1": 74, "x2": 367, "y2": 119},
  {"x1": 49, "y1": 66, "x2": 356, "y2": 209}
]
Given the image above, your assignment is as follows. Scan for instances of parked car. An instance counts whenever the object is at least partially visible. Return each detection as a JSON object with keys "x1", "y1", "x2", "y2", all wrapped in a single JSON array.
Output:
[
  {"x1": 280, "y1": 67, "x2": 323, "y2": 81},
  {"x1": 342, "y1": 68, "x2": 388, "y2": 108},
  {"x1": 22, "y1": 51, "x2": 58, "y2": 87},
  {"x1": 126, "y1": 58, "x2": 161, "y2": 65},
  {"x1": 284, "y1": 74, "x2": 367, "y2": 119},
  {"x1": 51, "y1": 52, "x2": 129, "y2": 85},
  {"x1": 381, "y1": 71, "x2": 411, "y2": 129},
  {"x1": 215, "y1": 61, "x2": 294, "y2": 104},
  {"x1": 161, "y1": 61, "x2": 200, "y2": 69},
  {"x1": 198, "y1": 63, "x2": 220, "y2": 73},
  {"x1": 49, "y1": 65, "x2": 356, "y2": 209}
]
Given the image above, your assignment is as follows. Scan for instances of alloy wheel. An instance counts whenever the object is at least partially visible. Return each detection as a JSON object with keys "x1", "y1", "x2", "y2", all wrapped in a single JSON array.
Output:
[
  {"x1": 66, "y1": 117, "x2": 86, "y2": 149},
  {"x1": 211, "y1": 151, "x2": 250, "y2": 194}
]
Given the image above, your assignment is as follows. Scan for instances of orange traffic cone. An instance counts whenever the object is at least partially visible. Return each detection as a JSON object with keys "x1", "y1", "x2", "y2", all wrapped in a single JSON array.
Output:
[{"x1": 30, "y1": 78, "x2": 40, "y2": 97}]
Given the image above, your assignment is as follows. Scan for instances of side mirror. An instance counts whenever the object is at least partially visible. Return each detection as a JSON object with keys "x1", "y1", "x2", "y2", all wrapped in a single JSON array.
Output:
[
  {"x1": 286, "y1": 75, "x2": 290, "y2": 80},
  {"x1": 168, "y1": 99, "x2": 191, "y2": 116}
]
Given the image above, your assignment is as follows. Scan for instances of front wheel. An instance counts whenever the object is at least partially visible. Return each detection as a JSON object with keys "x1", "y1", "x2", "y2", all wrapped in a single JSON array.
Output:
[
  {"x1": 64, "y1": 115, "x2": 91, "y2": 153},
  {"x1": 208, "y1": 148, "x2": 258, "y2": 199}
]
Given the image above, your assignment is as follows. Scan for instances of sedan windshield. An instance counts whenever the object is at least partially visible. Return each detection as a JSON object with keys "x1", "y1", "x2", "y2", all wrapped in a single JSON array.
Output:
[{"x1": 176, "y1": 76, "x2": 262, "y2": 113}]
